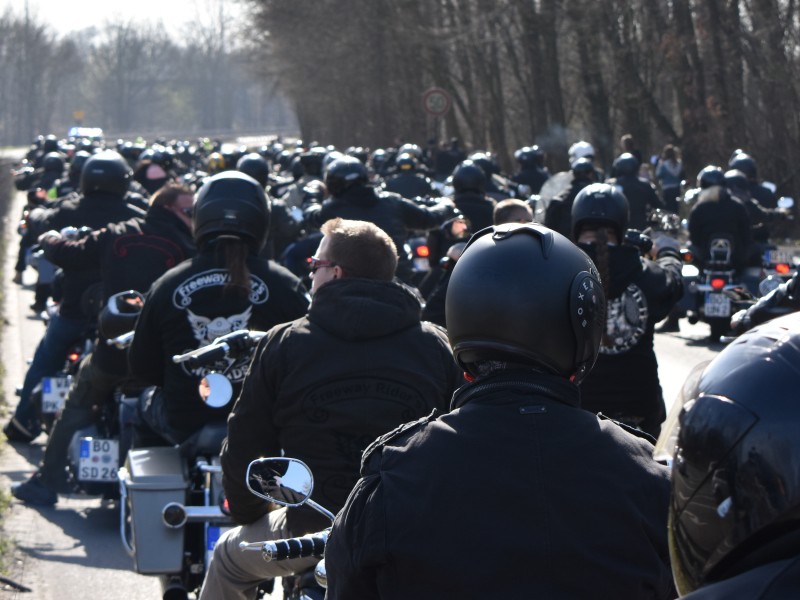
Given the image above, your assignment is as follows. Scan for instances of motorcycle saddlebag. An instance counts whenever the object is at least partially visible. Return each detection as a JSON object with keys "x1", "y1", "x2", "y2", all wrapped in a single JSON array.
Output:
[{"x1": 119, "y1": 446, "x2": 188, "y2": 574}]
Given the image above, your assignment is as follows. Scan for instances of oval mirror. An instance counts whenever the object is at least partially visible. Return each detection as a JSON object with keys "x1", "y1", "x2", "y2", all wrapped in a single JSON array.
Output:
[
  {"x1": 246, "y1": 457, "x2": 313, "y2": 507},
  {"x1": 199, "y1": 372, "x2": 233, "y2": 408}
]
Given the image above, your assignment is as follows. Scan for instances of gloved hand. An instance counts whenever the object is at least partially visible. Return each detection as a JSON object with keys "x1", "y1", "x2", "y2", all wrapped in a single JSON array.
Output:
[{"x1": 649, "y1": 232, "x2": 682, "y2": 258}]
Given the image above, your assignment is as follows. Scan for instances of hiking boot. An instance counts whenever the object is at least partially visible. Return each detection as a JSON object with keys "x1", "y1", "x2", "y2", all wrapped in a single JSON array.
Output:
[{"x1": 11, "y1": 474, "x2": 57, "y2": 507}]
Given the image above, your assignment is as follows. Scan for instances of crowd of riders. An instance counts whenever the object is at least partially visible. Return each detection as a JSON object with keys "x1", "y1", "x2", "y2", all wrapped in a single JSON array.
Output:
[{"x1": 4, "y1": 129, "x2": 800, "y2": 599}]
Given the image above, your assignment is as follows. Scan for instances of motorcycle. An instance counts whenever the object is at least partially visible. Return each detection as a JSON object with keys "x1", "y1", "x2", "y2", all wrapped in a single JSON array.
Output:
[
  {"x1": 239, "y1": 457, "x2": 334, "y2": 599},
  {"x1": 117, "y1": 329, "x2": 266, "y2": 600}
]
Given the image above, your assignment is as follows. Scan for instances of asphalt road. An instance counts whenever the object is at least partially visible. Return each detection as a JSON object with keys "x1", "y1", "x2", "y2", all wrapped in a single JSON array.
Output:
[{"x1": 0, "y1": 184, "x2": 721, "y2": 598}]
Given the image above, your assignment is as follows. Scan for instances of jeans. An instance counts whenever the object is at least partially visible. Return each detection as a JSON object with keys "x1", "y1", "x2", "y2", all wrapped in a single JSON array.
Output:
[
  {"x1": 198, "y1": 507, "x2": 319, "y2": 600},
  {"x1": 12, "y1": 312, "x2": 89, "y2": 437},
  {"x1": 38, "y1": 352, "x2": 123, "y2": 491}
]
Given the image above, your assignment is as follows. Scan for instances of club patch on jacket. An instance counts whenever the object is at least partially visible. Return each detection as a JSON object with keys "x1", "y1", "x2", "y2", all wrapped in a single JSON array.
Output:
[{"x1": 601, "y1": 283, "x2": 648, "y2": 354}]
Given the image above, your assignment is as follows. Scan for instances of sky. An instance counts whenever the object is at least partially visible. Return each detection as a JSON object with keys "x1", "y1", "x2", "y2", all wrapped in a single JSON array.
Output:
[{"x1": 0, "y1": 0, "x2": 245, "y2": 35}]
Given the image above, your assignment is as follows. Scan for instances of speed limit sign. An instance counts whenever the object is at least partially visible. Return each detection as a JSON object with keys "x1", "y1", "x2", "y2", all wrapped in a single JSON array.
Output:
[{"x1": 422, "y1": 87, "x2": 452, "y2": 117}]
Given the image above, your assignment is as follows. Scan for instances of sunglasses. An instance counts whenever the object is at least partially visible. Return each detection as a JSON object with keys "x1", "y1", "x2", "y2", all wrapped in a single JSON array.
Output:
[{"x1": 309, "y1": 256, "x2": 337, "y2": 273}]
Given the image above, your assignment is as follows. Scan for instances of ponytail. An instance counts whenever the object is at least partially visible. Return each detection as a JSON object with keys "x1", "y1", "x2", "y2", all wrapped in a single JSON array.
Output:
[{"x1": 213, "y1": 237, "x2": 252, "y2": 297}]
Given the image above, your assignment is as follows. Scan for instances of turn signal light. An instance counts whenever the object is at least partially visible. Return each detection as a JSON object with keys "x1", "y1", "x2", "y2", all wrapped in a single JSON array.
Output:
[{"x1": 710, "y1": 278, "x2": 726, "y2": 290}]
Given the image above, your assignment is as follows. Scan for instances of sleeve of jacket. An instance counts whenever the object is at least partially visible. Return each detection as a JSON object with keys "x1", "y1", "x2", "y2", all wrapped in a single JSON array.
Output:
[
  {"x1": 395, "y1": 195, "x2": 455, "y2": 230},
  {"x1": 645, "y1": 251, "x2": 685, "y2": 323},
  {"x1": 127, "y1": 286, "x2": 167, "y2": 387},
  {"x1": 324, "y1": 472, "x2": 386, "y2": 600},
  {"x1": 42, "y1": 228, "x2": 106, "y2": 271},
  {"x1": 221, "y1": 326, "x2": 288, "y2": 525}
]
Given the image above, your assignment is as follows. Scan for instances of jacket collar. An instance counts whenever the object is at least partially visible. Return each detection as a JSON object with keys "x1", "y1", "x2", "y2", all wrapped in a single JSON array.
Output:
[{"x1": 451, "y1": 369, "x2": 581, "y2": 411}]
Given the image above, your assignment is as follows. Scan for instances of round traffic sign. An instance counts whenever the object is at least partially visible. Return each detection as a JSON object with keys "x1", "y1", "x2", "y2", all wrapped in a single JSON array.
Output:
[{"x1": 422, "y1": 87, "x2": 452, "y2": 117}]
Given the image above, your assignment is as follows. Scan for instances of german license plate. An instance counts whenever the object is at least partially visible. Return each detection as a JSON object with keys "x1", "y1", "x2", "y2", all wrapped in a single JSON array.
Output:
[
  {"x1": 704, "y1": 292, "x2": 731, "y2": 318},
  {"x1": 206, "y1": 525, "x2": 233, "y2": 568},
  {"x1": 413, "y1": 257, "x2": 429, "y2": 271},
  {"x1": 41, "y1": 376, "x2": 72, "y2": 413},
  {"x1": 78, "y1": 438, "x2": 119, "y2": 482}
]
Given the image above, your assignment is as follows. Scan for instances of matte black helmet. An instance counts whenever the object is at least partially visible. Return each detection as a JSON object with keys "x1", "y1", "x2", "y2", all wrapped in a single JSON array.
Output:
[
  {"x1": 728, "y1": 152, "x2": 758, "y2": 181},
  {"x1": 42, "y1": 134, "x2": 59, "y2": 154},
  {"x1": 452, "y1": 160, "x2": 486, "y2": 194},
  {"x1": 325, "y1": 156, "x2": 369, "y2": 196},
  {"x1": 395, "y1": 152, "x2": 418, "y2": 172},
  {"x1": 193, "y1": 171, "x2": 271, "y2": 251},
  {"x1": 696, "y1": 165, "x2": 725, "y2": 189},
  {"x1": 42, "y1": 152, "x2": 65, "y2": 174},
  {"x1": 236, "y1": 153, "x2": 270, "y2": 187},
  {"x1": 668, "y1": 313, "x2": 800, "y2": 595},
  {"x1": 571, "y1": 183, "x2": 629, "y2": 242},
  {"x1": 446, "y1": 223, "x2": 605, "y2": 382},
  {"x1": 612, "y1": 152, "x2": 639, "y2": 177},
  {"x1": 80, "y1": 150, "x2": 133, "y2": 197},
  {"x1": 69, "y1": 151, "x2": 92, "y2": 178}
]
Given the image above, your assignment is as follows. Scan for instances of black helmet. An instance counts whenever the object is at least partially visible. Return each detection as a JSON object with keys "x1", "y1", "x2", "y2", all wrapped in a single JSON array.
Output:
[
  {"x1": 236, "y1": 153, "x2": 270, "y2": 187},
  {"x1": 299, "y1": 146, "x2": 327, "y2": 177},
  {"x1": 696, "y1": 165, "x2": 725, "y2": 189},
  {"x1": 42, "y1": 134, "x2": 59, "y2": 153},
  {"x1": 612, "y1": 152, "x2": 639, "y2": 177},
  {"x1": 571, "y1": 157, "x2": 595, "y2": 180},
  {"x1": 667, "y1": 313, "x2": 800, "y2": 595},
  {"x1": 723, "y1": 169, "x2": 749, "y2": 194},
  {"x1": 98, "y1": 290, "x2": 145, "y2": 340},
  {"x1": 571, "y1": 183, "x2": 629, "y2": 241},
  {"x1": 325, "y1": 156, "x2": 369, "y2": 196},
  {"x1": 395, "y1": 152, "x2": 418, "y2": 172},
  {"x1": 398, "y1": 143, "x2": 423, "y2": 161},
  {"x1": 193, "y1": 171, "x2": 271, "y2": 251},
  {"x1": 452, "y1": 160, "x2": 486, "y2": 194},
  {"x1": 69, "y1": 151, "x2": 92, "y2": 178},
  {"x1": 514, "y1": 146, "x2": 544, "y2": 168},
  {"x1": 446, "y1": 223, "x2": 605, "y2": 383},
  {"x1": 42, "y1": 152, "x2": 65, "y2": 174},
  {"x1": 728, "y1": 152, "x2": 758, "y2": 180},
  {"x1": 80, "y1": 150, "x2": 133, "y2": 196},
  {"x1": 468, "y1": 151, "x2": 499, "y2": 176}
]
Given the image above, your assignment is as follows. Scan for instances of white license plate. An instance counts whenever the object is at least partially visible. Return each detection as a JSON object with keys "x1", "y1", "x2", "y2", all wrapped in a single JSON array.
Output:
[
  {"x1": 413, "y1": 257, "x2": 430, "y2": 271},
  {"x1": 704, "y1": 292, "x2": 731, "y2": 317},
  {"x1": 78, "y1": 438, "x2": 119, "y2": 482},
  {"x1": 206, "y1": 525, "x2": 233, "y2": 568},
  {"x1": 41, "y1": 376, "x2": 72, "y2": 413},
  {"x1": 767, "y1": 249, "x2": 795, "y2": 265}
]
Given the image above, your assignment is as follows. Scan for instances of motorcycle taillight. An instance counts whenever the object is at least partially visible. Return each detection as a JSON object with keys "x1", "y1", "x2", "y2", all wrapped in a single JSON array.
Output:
[
  {"x1": 415, "y1": 245, "x2": 430, "y2": 258},
  {"x1": 710, "y1": 277, "x2": 727, "y2": 291},
  {"x1": 776, "y1": 263, "x2": 791, "y2": 274},
  {"x1": 68, "y1": 352, "x2": 81, "y2": 363}
]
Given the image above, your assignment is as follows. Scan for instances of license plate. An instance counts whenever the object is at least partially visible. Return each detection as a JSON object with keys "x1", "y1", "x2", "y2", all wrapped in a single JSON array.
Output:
[
  {"x1": 41, "y1": 376, "x2": 72, "y2": 413},
  {"x1": 77, "y1": 438, "x2": 119, "y2": 482},
  {"x1": 767, "y1": 249, "x2": 795, "y2": 265},
  {"x1": 704, "y1": 292, "x2": 731, "y2": 317},
  {"x1": 413, "y1": 257, "x2": 429, "y2": 271},
  {"x1": 206, "y1": 525, "x2": 233, "y2": 567}
]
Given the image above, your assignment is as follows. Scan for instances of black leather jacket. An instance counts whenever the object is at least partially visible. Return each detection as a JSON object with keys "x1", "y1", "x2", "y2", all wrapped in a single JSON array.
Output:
[{"x1": 326, "y1": 369, "x2": 675, "y2": 599}]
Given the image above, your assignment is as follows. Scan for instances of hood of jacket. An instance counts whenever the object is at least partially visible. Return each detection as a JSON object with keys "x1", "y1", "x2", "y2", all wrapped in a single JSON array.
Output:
[
  {"x1": 308, "y1": 277, "x2": 422, "y2": 341},
  {"x1": 337, "y1": 185, "x2": 380, "y2": 208}
]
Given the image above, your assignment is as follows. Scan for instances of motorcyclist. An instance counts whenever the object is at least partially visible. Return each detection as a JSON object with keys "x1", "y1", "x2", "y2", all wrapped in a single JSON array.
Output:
[
  {"x1": 724, "y1": 168, "x2": 790, "y2": 249},
  {"x1": 381, "y1": 152, "x2": 438, "y2": 200},
  {"x1": 128, "y1": 171, "x2": 309, "y2": 445},
  {"x1": 199, "y1": 218, "x2": 462, "y2": 600},
  {"x1": 10, "y1": 183, "x2": 198, "y2": 506},
  {"x1": 729, "y1": 150, "x2": 778, "y2": 208},
  {"x1": 4, "y1": 151, "x2": 146, "y2": 443},
  {"x1": 326, "y1": 222, "x2": 675, "y2": 599},
  {"x1": 687, "y1": 184, "x2": 753, "y2": 277},
  {"x1": 568, "y1": 139, "x2": 605, "y2": 182},
  {"x1": 571, "y1": 183, "x2": 684, "y2": 438},
  {"x1": 511, "y1": 145, "x2": 550, "y2": 194},
  {"x1": 606, "y1": 152, "x2": 664, "y2": 229},
  {"x1": 282, "y1": 146, "x2": 326, "y2": 209},
  {"x1": 679, "y1": 165, "x2": 725, "y2": 220},
  {"x1": 303, "y1": 156, "x2": 456, "y2": 284},
  {"x1": 467, "y1": 151, "x2": 512, "y2": 201},
  {"x1": 731, "y1": 269, "x2": 800, "y2": 334},
  {"x1": 664, "y1": 312, "x2": 800, "y2": 598},
  {"x1": 544, "y1": 157, "x2": 596, "y2": 238}
]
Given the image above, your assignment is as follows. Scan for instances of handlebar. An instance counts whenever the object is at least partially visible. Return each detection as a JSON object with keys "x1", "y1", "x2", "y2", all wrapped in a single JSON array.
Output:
[
  {"x1": 106, "y1": 330, "x2": 135, "y2": 349},
  {"x1": 239, "y1": 529, "x2": 328, "y2": 561},
  {"x1": 171, "y1": 330, "x2": 267, "y2": 367}
]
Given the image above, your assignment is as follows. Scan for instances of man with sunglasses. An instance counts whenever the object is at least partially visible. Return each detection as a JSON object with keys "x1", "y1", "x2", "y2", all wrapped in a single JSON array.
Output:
[{"x1": 200, "y1": 218, "x2": 463, "y2": 600}]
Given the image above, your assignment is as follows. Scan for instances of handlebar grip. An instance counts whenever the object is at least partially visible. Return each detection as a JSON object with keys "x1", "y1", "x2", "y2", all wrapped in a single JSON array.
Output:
[
  {"x1": 264, "y1": 531, "x2": 328, "y2": 561},
  {"x1": 172, "y1": 342, "x2": 229, "y2": 366}
]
